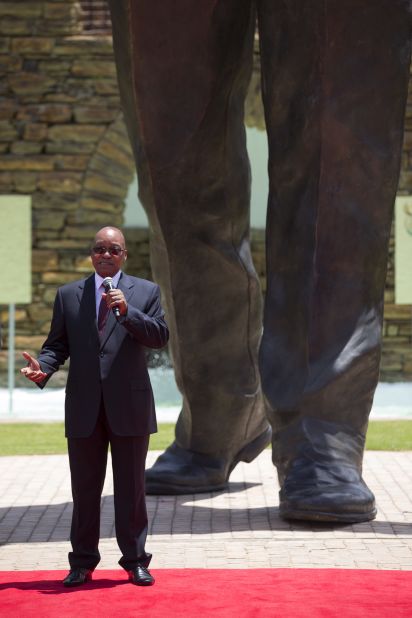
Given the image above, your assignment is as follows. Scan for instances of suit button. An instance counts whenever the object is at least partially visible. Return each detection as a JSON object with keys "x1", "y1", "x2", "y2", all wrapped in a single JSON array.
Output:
[{"x1": 99, "y1": 352, "x2": 104, "y2": 357}]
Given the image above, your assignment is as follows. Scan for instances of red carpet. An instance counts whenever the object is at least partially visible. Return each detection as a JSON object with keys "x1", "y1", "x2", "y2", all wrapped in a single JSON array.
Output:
[{"x1": 0, "y1": 569, "x2": 411, "y2": 617}]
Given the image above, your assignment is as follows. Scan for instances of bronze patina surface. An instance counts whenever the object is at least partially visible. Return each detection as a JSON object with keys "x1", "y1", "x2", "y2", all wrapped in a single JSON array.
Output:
[{"x1": 109, "y1": 0, "x2": 411, "y2": 522}]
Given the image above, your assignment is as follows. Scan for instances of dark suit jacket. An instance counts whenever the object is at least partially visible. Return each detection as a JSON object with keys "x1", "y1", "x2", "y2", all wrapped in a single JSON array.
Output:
[{"x1": 37, "y1": 272, "x2": 169, "y2": 439}]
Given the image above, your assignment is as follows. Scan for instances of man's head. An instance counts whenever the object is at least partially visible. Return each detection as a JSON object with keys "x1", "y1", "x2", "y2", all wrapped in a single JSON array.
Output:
[{"x1": 91, "y1": 226, "x2": 127, "y2": 278}]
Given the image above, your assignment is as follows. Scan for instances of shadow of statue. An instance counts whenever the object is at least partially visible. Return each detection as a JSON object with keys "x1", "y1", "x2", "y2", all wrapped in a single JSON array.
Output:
[{"x1": 1, "y1": 481, "x2": 411, "y2": 544}]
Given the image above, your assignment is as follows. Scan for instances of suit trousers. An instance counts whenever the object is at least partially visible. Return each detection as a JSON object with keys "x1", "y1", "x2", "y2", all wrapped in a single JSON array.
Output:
[
  {"x1": 67, "y1": 404, "x2": 150, "y2": 571},
  {"x1": 109, "y1": 1, "x2": 411, "y2": 473}
]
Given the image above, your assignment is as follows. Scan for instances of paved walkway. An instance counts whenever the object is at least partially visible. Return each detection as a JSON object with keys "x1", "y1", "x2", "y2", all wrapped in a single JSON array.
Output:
[{"x1": 0, "y1": 450, "x2": 411, "y2": 571}]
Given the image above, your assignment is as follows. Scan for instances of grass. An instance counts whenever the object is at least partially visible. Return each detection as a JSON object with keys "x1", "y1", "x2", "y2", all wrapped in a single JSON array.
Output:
[
  {"x1": 0, "y1": 422, "x2": 176, "y2": 456},
  {"x1": 364, "y1": 420, "x2": 412, "y2": 451},
  {"x1": 0, "y1": 421, "x2": 411, "y2": 456}
]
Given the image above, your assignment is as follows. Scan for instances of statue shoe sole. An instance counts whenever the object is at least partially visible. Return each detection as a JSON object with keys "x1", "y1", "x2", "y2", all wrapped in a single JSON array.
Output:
[{"x1": 279, "y1": 504, "x2": 377, "y2": 523}]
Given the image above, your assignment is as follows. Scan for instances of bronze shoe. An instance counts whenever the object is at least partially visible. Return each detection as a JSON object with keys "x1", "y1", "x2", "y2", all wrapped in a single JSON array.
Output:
[
  {"x1": 276, "y1": 419, "x2": 377, "y2": 523},
  {"x1": 145, "y1": 426, "x2": 272, "y2": 494}
]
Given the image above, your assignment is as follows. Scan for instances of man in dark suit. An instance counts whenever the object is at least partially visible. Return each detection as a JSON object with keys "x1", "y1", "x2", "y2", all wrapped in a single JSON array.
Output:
[{"x1": 21, "y1": 226, "x2": 169, "y2": 587}]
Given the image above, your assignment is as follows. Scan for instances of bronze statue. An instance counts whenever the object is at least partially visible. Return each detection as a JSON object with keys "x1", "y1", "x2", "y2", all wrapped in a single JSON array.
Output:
[{"x1": 108, "y1": 0, "x2": 411, "y2": 522}]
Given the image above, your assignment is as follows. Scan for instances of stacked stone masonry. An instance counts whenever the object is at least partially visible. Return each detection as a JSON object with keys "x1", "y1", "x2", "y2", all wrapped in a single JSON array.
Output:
[{"x1": 0, "y1": 0, "x2": 411, "y2": 384}]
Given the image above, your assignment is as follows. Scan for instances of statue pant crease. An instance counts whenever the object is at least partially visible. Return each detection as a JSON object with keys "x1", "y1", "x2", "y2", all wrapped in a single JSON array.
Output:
[{"x1": 108, "y1": 0, "x2": 411, "y2": 521}]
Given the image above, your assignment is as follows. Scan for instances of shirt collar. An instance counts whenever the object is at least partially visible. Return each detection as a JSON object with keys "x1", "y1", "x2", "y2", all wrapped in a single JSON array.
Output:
[{"x1": 95, "y1": 270, "x2": 122, "y2": 292}]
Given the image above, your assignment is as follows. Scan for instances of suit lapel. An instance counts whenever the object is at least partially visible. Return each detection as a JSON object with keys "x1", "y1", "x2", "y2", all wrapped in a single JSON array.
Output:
[
  {"x1": 99, "y1": 272, "x2": 135, "y2": 351},
  {"x1": 76, "y1": 275, "x2": 98, "y2": 337}
]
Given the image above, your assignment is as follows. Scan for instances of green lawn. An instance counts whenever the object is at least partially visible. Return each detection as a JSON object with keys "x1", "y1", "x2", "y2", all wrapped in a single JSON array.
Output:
[
  {"x1": 364, "y1": 420, "x2": 412, "y2": 451},
  {"x1": 0, "y1": 420, "x2": 411, "y2": 456},
  {"x1": 0, "y1": 422, "x2": 175, "y2": 456}
]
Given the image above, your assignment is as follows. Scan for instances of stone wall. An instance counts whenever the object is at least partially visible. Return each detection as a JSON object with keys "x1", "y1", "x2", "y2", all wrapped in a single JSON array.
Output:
[
  {"x1": 0, "y1": 1, "x2": 135, "y2": 384},
  {"x1": 0, "y1": 0, "x2": 411, "y2": 385}
]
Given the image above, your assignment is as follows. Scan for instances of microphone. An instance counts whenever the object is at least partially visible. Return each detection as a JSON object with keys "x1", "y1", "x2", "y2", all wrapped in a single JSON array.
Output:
[{"x1": 102, "y1": 277, "x2": 120, "y2": 318}]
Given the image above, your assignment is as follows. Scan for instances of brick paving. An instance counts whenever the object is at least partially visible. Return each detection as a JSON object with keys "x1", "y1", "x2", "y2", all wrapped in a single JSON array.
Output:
[{"x1": 0, "y1": 450, "x2": 411, "y2": 571}]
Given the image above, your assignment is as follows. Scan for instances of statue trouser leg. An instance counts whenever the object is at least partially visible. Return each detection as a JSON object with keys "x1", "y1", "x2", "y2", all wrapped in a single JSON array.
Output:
[
  {"x1": 108, "y1": 0, "x2": 271, "y2": 493},
  {"x1": 258, "y1": 0, "x2": 411, "y2": 521}
]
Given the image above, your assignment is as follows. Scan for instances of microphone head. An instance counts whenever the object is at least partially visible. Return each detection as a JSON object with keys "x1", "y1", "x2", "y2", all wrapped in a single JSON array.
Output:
[{"x1": 102, "y1": 276, "x2": 114, "y2": 291}]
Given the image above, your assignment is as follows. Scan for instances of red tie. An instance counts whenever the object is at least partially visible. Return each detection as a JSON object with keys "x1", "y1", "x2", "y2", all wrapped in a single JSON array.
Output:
[{"x1": 98, "y1": 294, "x2": 109, "y2": 334}]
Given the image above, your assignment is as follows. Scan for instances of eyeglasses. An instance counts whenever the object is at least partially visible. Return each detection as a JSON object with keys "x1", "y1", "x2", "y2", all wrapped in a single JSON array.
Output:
[{"x1": 92, "y1": 246, "x2": 125, "y2": 256}]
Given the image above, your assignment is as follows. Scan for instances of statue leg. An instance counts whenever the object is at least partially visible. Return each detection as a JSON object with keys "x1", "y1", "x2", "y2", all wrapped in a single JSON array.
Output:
[
  {"x1": 108, "y1": 0, "x2": 271, "y2": 493},
  {"x1": 258, "y1": 0, "x2": 411, "y2": 521}
]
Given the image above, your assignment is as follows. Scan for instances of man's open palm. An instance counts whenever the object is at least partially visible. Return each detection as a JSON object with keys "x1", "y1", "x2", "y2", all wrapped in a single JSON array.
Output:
[{"x1": 21, "y1": 351, "x2": 47, "y2": 383}]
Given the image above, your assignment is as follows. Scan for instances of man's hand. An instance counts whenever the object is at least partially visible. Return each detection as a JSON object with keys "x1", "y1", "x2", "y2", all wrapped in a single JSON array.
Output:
[
  {"x1": 103, "y1": 289, "x2": 128, "y2": 316},
  {"x1": 21, "y1": 351, "x2": 48, "y2": 383}
]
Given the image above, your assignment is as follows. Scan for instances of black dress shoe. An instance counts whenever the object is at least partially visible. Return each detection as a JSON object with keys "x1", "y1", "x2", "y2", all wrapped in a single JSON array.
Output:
[
  {"x1": 128, "y1": 565, "x2": 155, "y2": 586},
  {"x1": 145, "y1": 426, "x2": 272, "y2": 494},
  {"x1": 62, "y1": 568, "x2": 93, "y2": 587}
]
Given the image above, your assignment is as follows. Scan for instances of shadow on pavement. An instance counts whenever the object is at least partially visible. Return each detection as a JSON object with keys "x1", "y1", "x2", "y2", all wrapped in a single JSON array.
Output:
[{"x1": 1, "y1": 481, "x2": 411, "y2": 544}]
